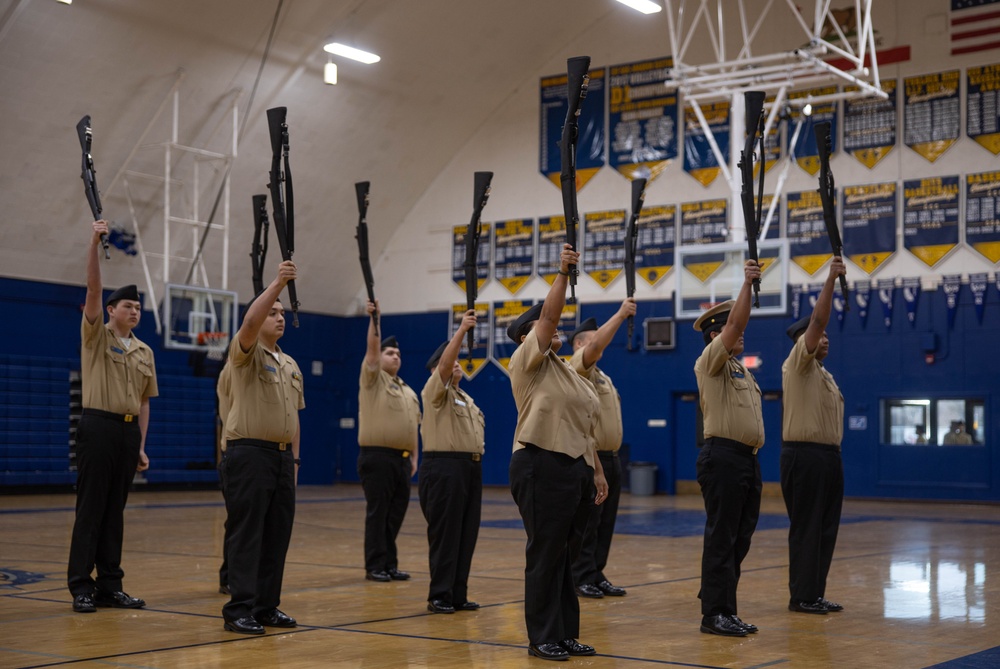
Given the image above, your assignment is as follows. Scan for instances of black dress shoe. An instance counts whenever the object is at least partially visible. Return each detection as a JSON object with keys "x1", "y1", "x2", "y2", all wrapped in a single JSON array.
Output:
[
  {"x1": 818, "y1": 597, "x2": 843, "y2": 612},
  {"x1": 224, "y1": 616, "x2": 265, "y2": 635},
  {"x1": 559, "y1": 639, "x2": 596, "y2": 656},
  {"x1": 427, "y1": 599, "x2": 455, "y2": 614},
  {"x1": 387, "y1": 567, "x2": 410, "y2": 581},
  {"x1": 527, "y1": 643, "x2": 569, "y2": 661},
  {"x1": 574, "y1": 583, "x2": 604, "y2": 598},
  {"x1": 455, "y1": 601, "x2": 480, "y2": 611},
  {"x1": 94, "y1": 590, "x2": 145, "y2": 609},
  {"x1": 256, "y1": 608, "x2": 297, "y2": 627},
  {"x1": 365, "y1": 570, "x2": 391, "y2": 582},
  {"x1": 72, "y1": 594, "x2": 96, "y2": 613},
  {"x1": 700, "y1": 614, "x2": 749, "y2": 636},
  {"x1": 596, "y1": 580, "x2": 627, "y2": 596},
  {"x1": 730, "y1": 614, "x2": 758, "y2": 633},
  {"x1": 789, "y1": 599, "x2": 829, "y2": 614},
  {"x1": 218, "y1": 584, "x2": 230, "y2": 595}
]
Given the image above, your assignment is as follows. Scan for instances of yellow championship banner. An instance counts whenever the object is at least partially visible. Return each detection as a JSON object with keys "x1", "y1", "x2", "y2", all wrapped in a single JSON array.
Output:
[
  {"x1": 679, "y1": 199, "x2": 727, "y2": 283},
  {"x1": 537, "y1": 215, "x2": 568, "y2": 285},
  {"x1": 904, "y1": 70, "x2": 960, "y2": 163},
  {"x1": 493, "y1": 218, "x2": 535, "y2": 295},
  {"x1": 583, "y1": 209, "x2": 626, "y2": 288},
  {"x1": 903, "y1": 176, "x2": 960, "y2": 267},
  {"x1": 967, "y1": 64, "x2": 1000, "y2": 156},
  {"x1": 843, "y1": 182, "x2": 897, "y2": 274},
  {"x1": 787, "y1": 190, "x2": 832, "y2": 274},
  {"x1": 452, "y1": 303, "x2": 490, "y2": 379},
  {"x1": 789, "y1": 86, "x2": 838, "y2": 176},
  {"x1": 608, "y1": 57, "x2": 677, "y2": 182},
  {"x1": 540, "y1": 68, "x2": 606, "y2": 190},
  {"x1": 452, "y1": 223, "x2": 490, "y2": 292},
  {"x1": 965, "y1": 171, "x2": 1000, "y2": 263},
  {"x1": 843, "y1": 80, "x2": 898, "y2": 169},
  {"x1": 683, "y1": 101, "x2": 729, "y2": 187},
  {"x1": 636, "y1": 204, "x2": 676, "y2": 286}
]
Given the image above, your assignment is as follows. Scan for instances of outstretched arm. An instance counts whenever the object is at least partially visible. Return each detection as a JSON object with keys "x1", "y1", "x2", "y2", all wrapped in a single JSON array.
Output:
[
  {"x1": 84, "y1": 220, "x2": 108, "y2": 325},
  {"x1": 580, "y1": 298, "x2": 637, "y2": 368},
  {"x1": 719, "y1": 260, "x2": 760, "y2": 352},
  {"x1": 364, "y1": 300, "x2": 381, "y2": 368},
  {"x1": 236, "y1": 261, "x2": 296, "y2": 352},
  {"x1": 533, "y1": 244, "x2": 578, "y2": 351},
  {"x1": 437, "y1": 310, "x2": 477, "y2": 384},
  {"x1": 804, "y1": 256, "x2": 846, "y2": 353}
]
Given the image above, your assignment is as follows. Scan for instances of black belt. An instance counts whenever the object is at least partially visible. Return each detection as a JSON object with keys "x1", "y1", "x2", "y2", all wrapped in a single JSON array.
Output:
[
  {"x1": 423, "y1": 451, "x2": 482, "y2": 462},
  {"x1": 360, "y1": 446, "x2": 411, "y2": 458},
  {"x1": 597, "y1": 450, "x2": 618, "y2": 458},
  {"x1": 782, "y1": 440, "x2": 840, "y2": 451},
  {"x1": 82, "y1": 408, "x2": 137, "y2": 423},
  {"x1": 227, "y1": 438, "x2": 291, "y2": 452},
  {"x1": 704, "y1": 436, "x2": 760, "y2": 456}
]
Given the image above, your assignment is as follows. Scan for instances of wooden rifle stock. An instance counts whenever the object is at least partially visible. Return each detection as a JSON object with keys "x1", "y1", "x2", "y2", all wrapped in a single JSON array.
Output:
[
  {"x1": 265, "y1": 106, "x2": 300, "y2": 327},
  {"x1": 738, "y1": 91, "x2": 766, "y2": 307},
  {"x1": 559, "y1": 56, "x2": 591, "y2": 304},
  {"x1": 624, "y1": 177, "x2": 647, "y2": 351},
  {"x1": 76, "y1": 116, "x2": 110, "y2": 260},
  {"x1": 814, "y1": 121, "x2": 850, "y2": 311},
  {"x1": 464, "y1": 171, "x2": 493, "y2": 370},
  {"x1": 355, "y1": 181, "x2": 378, "y2": 336}
]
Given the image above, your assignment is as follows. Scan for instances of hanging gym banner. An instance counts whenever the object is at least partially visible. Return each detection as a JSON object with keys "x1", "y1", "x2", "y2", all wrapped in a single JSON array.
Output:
[
  {"x1": 970, "y1": 272, "x2": 989, "y2": 323},
  {"x1": 451, "y1": 302, "x2": 490, "y2": 379},
  {"x1": 904, "y1": 70, "x2": 960, "y2": 163},
  {"x1": 965, "y1": 170, "x2": 1000, "y2": 264},
  {"x1": 942, "y1": 274, "x2": 962, "y2": 328},
  {"x1": 855, "y1": 281, "x2": 871, "y2": 329},
  {"x1": 842, "y1": 182, "x2": 897, "y2": 275},
  {"x1": 789, "y1": 86, "x2": 838, "y2": 176},
  {"x1": 491, "y1": 299, "x2": 533, "y2": 373},
  {"x1": 762, "y1": 93, "x2": 781, "y2": 174},
  {"x1": 637, "y1": 204, "x2": 676, "y2": 287},
  {"x1": 537, "y1": 215, "x2": 568, "y2": 285},
  {"x1": 902, "y1": 277, "x2": 921, "y2": 326},
  {"x1": 493, "y1": 218, "x2": 536, "y2": 295},
  {"x1": 787, "y1": 189, "x2": 831, "y2": 275},
  {"x1": 903, "y1": 176, "x2": 960, "y2": 267},
  {"x1": 683, "y1": 100, "x2": 729, "y2": 187},
  {"x1": 540, "y1": 66, "x2": 606, "y2": 190},
  {"x1": 452, "y1": 223, "x2": 491, "y2": 293},
  {"x1": 877, "y1": 278, "x2": 896, "y2": 329},
  {"x1": 608, "y1": 57, "x2": 677, "y2": 182},
  {"x1": 843, "y1": 79, "x2": 898, "y2": 169},
  {"x1": 967, "y1": 63, "x2": 1000, "y2": 156},
  {"x1": 583, "y1": 209, "x2": 626, "y2": 289},
  {"x1": 679, "y1": 199, "x2": 727, "y2": 283}
]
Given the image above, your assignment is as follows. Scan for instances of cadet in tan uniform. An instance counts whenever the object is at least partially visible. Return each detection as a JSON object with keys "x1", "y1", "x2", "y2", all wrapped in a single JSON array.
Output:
[
  {"x1": 693, "y1": 259, "x2": 763, "y2": 637},
  {"x1": 69, "y1": 219, "x2": 158, "y2": 614},
  {"x1": 221, "y1": 261, "x2": 304, "y2": 634},
  {"x1": 568, "y1": 298, "x2": 636, "y2": 600},
  {"x1": 419, "y1": 310, "x2": 485, "y2": 614},
  {"x1": 358, "y1": 300, "x2": 421, "y2": 582},
  {"x1": 781, "y1": 256, "x2": 846, "y2": 615},
  {"x1": 508, "y1": 244, "x2": 608, "y2": 662}
]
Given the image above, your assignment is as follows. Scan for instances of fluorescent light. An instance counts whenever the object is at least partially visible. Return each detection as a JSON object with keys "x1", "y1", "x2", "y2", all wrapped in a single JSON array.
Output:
[
  {"x1": 56, "y1": 0, "x2": 72, "y2": 4},
  {"x1": 615, "y1": 0, "x2": 662, "y2": 14},
  {"x1": 324, "y1": 62, "x2": 338, "y2": 85},
  {"x1": 323, "y1": 42, "x2": 380, "y2": 64}
]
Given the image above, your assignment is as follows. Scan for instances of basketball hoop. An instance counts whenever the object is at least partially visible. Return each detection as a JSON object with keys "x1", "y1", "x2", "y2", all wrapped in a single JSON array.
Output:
[{"x1": 198, "y1": 331, "x2": 229, "y2": 362}]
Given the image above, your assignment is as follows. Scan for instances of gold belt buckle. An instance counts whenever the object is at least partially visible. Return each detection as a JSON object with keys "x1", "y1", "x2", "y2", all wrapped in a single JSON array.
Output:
[
  {"x1": 279, "y1": 443, "x2": 287, "y2": 451},
  {"x1": 472, "y1": 453, "x2": 481, "y2": 462},
  {"x1": 401, "y1": 450, "x2": 410, "y2": 458},
  {"x1": 124, "y1": 414, "x2": 135, "y2": 423},
  {"x1": 751, "y1": 447, "x2": 759, "y2": 456}
]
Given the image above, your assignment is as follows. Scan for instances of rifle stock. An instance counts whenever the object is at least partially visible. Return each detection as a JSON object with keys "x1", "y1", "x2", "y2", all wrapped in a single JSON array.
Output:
[
  {"x1": 77, "y1": 115, "x2": 110, "y2": 260},
  {"x1": 624, "y1": 177, "x2": 647, "y2": 351},
  {"x1": 738, "y1": 91, "x2": 766, "y2": 307},
  {"x1": 559, "y1": 56, "x2": 591, "y2": 304},
  {"x1": 355, "y1": 181, "x2": 378, "y2": 336},
  {"x1": 250, "y1": 194, "x2": 269, "y2": 295},
  {"x1": 814, "y1": 121, "x2": 850, "y2": 311},
  {"x1": 464, "y1": 171, "x2": 493, "y2": 369},
  {"x1": 265, "y1": 106, "x2": 300, "y2": 327}
]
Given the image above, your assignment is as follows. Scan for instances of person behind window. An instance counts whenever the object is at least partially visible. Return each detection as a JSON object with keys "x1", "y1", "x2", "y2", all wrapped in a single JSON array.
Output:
[
  {"x1": 943, "y1": 420, "x2": 973, "y2": 445},
  {"x1": 914, "y1": 425, "x2": 928, "y2": 444}
]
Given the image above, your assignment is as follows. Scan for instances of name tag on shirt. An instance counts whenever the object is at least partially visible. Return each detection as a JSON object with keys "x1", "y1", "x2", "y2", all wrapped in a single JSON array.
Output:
[
  {"x1": 264, "y1": 364, "x2": 277, "y2": 374},
  {"x1": 731, "y1": 371, "x2": 745, "y2": 379},
  {"x1": 111, "y1": 346, "x2": 124, "y2": 354},
  {"x1": 454, "y1": 398, "x2": 467, "y2": 407}
]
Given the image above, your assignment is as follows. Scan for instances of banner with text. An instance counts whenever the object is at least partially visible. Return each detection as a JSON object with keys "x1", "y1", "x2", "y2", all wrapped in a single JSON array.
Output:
[
  {"x1": 636, "y1": 204, "x2": 676, "y2": 286},
  {"x1": 843, "y1": 80, "x2": 898, "y2": 169},
  {"x1": 540, "y1": 67, "x2": 607, "y2": 190},
  {"x1": 583, "y1": 209, "x2": 627, "y2": 289},
  {"x1": 680, "y1": 199, "x2": 727, "y2": 283},
  {"x1": 842, "y1": 182, "x2": 897, "y2": 275},
  {"x1": 967, "y1": 63, "x2": 1000, "y2": 156},
  {"x1": 787, "y1": 190, "x2": 832, "y2": 274},
  {"x1": 452, "y1": 223, "x2": 491, "y2": 292},
  {"x1": 451, "y1": 302, "x2": 491, "y2": 379},
  {"x1": 903, "y1": 176, "x2": 960, "y2": 267},
  {"x1": 608, "y1": 57, "x2": 677, "y2": 182},
  {"x1": 789, "y1": 86, "x2": 838, "y2": 175},
  {"x1": 493, "y1": 218, "x2": 535, "y2": 295},
  {"x1": 965, "y1": 170, "x2": 1000, "y2": 264},
  {"x1": 683, "y1": 100, "x2": 730, "y2": 187},
  {"x1": 537, "y1": 215, "x2": 568, "y2": 285},
  {"x1": 904, "y1": 70, "x2": 960, "y2": 163},
  {"x1": 491, "y1": 299, "x2": 534, "y2": 373}
]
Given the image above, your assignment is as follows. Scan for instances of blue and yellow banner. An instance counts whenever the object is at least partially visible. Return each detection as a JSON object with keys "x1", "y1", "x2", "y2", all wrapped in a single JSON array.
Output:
[
  {"x1": 761, "y1": 94, "x2": 781, "y2": 174},
  {"x1": 903, "y1": 176, "x2": 960, "y2": 267},
  {"x1": 493, "y1": 218, "x2": 535, "y2": 295},
  {"x1": 636, "y1": 204, "x2": 676, "y2": 286},
  {"x1": 683, "y1": 101, "x2": 729, "y2": 187},
  {"x1": 842, "y1": 182, "x2": 897, "y2": 275},
  {"x1": 452, "y1": 223, "x2": 491, "y2": 293},
  {"x1": 537, "y1": 215, "x2": 568, "y2": 285},
  {"x1": 904, "y1": 70, "x2": 960, "y2": 163},
  {"x1": 843, "y1": 79, "x2": 898, "y2": 169},
  {"x1": 491, "y1": 299, "x2": 534, "y2": 373},
  {"x1": 451, "y1": 302, "x2": 490, "y2": 379},
  {"x1": 680, "y1": 199, "x2": 727, "y2": 283},
  {"x1": 789, "y1": 86, "x2": 838, "y2": 175},
  {"x1": 787, "y1": 190, "x2": 831, "y2": 275},
  {"x1": 540, "y1": 67, "x2": 607, "y2": 190},
  {"x1": 967, "y1": 63, "x2": 1000, "y2": 156},
  {"x1": 608, "y1": 57, "x2": 677, "y2": 182},
  {"x1": 583, "y1": 209, "x2": 626, "y2": 288},
  {"x1": 965, "y1": 170, "x2": 1000, "y2": 263}
]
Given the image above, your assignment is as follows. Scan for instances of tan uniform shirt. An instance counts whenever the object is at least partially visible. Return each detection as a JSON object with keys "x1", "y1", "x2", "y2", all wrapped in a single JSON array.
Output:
[
  {"x1": 358, "y1": 362, "x2": 421, "y2": 451},
  {"x1": 695, "y1": 335, "x2": 764, "y2": 448},
  {"x1": 509, "y1": 328, "x2": 599, "y2": 467},
  {"x1": 420, "y1": 373, "x2": 485, "y2": 454},
  {"x1": 80, "y1": 315, "x2": 158, "y2": 414},
  {"x1": 217, "y1": 365, "x2": 231, "y2": 451},
  {"x1": 224, "y1": 340, "x2": 304, "y2": 443},
  {"x1": 570, "y1": 348, "x2": 623, "y2": 453},
  {"x1": 781, "y1": 336, "x2": 844, "y2": 448},
  {"x1": 943, "y1": 431, "x2": 973, "y2": 445}
]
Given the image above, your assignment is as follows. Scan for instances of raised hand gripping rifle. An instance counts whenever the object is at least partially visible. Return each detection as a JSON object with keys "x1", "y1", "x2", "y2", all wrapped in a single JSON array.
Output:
[
  {"x1": 814, "y1": 121, "x2": 850, "y2": 311},
  {"x1": 77, "y1": 115, "x2": 110, "y2": 260},
  {"x1": 624, "y1": 177, "x2": 647, "y2": 351},
  {"x1": 355, "y1": 181, "x2": 378, "y2": 336},
  {"x1": 265, "y1": 107, "x2": 300, "y2": 327},
  {"x1": 250, "y1": 194, "x2": 270, "y2": 295},
  {"x1": 464, "y1": 171, "x2": 493, "y2": 370},
  {"x1": 737, "y1": 91, "x2": 766, "y2": 307},
  {"x1": 559, "y1": 56, "x2": 591, "y2": 304}
]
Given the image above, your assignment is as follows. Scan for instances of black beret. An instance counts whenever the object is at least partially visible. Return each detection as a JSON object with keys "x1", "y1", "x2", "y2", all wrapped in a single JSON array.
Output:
[
  {"x1": 506, "y1": 302, "x2": 543, "y2": 343},
  {"x1": 381, "y1": 335, "x2": 399, "y2": 350},
  {"x1": 786, "y1": 315, "x2": 812, "y2": 341},
  {"x1": 692, "y1": 299, "x2": 734, "y2": 332},
  {"x1": 569, "y1": 317, "x2": 598, "y2": 344},
  {"x1": 105, "y1": 284, "x2": 140, "y2": 307},
  {"x1": 425, "y1": 342, "x2": 448, "y2": 370}
]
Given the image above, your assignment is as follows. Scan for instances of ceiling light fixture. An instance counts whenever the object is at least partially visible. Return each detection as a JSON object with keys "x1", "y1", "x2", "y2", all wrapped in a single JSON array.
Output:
[
  {"x1": 323, "y1": 42, "x2": 380, "y2": 64},
  {"x1": 324, "y1": 61, "x2": 338, "y2": 85},
  {"x1": 56, "y1": 0, "x2": 72, "y2": 4},
  {"x1": 614, "y1": 0, "x2": 662, "y2": 14}
]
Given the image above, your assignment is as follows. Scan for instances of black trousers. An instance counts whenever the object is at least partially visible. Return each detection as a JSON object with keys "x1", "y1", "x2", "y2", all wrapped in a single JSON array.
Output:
[
  {"x1": 67, "y1": 412, "x2": 141, "y2": 596},
  {"x1": 218, "y1": 452, "x2": 229, "y2": 588},
  {"x1": 780, "y1": 442, "x2": 844, "y2": 603},
  {"x1": 696, "y1": 437, "x2": 761, "y2": 616},
  {"x1": 572, "y1": 450, "x2": 622, "y2": 586},
  {"x1": 509, "y1": 445, "x2": 593, "y2": 645},
  {"x1": 221, "y1": 443, "x2": 295, "y2": 621},
  {"x1": 358, "y1": 447, "x2": 411, "y2": 572},
  {"x1": 418, "y1": 453, "x2": 482, "y2": 605}
]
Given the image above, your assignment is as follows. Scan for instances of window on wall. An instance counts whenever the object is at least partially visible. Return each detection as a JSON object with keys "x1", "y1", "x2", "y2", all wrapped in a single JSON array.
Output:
[{"x1": 882, "y1": 398, "x2": 985, "y2": 445}]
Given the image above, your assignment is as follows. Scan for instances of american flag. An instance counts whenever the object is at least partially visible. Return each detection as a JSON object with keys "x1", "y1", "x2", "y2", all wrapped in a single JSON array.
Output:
[{"x1": 951, "y1": 0, "x2": 1000, "y2": 56}]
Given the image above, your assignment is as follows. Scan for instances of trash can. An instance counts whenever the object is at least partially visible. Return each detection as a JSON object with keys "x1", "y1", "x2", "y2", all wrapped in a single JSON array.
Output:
[{"x1": 629, "y1": 461, "x2": 658, "y2": 496}]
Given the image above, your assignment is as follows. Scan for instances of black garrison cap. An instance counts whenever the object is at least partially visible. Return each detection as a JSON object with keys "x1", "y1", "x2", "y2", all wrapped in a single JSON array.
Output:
[
  {"x1": 381, "y1": 335, "x2": 400, "y2": 350},
  {"x1": 786, "y1": 315, "x2": 812, "y2": 341},
  {"x1": 425, "y1": 342, "x2": 448, "y2": 370},
  {"x1": 105, "y1": 284, "x2": 140, "y2": 307},
  {"x1": 569, "y1": 317, "x2": 598, "y2": 344},
  {"x1": 506, "y1": 303, "x2": 543, "y2": 343}
]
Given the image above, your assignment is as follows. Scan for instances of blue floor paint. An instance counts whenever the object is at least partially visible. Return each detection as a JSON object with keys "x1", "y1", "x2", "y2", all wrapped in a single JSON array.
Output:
[{"x1": 923, "y1": 646, "x2": 1000, "y2": 669}]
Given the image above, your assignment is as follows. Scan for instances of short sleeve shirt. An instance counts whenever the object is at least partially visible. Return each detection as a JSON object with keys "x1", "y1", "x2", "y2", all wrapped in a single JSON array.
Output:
[
  {"x1": 420, "y1": 372, "x2": 485, "y2": 454},
  {"x1": 81, "y1": 314, "x2": 158, "y2": 414},
  {"x1": 781, "y1": 336, "x2": 843, "y2": 447},
  {"x1": 509, "y1": 328, "x2": 599, "y2": 467},
  {"x1": 570, "y1": 348, "x2": 623, "y2": 452},
  {"x1": 694, "y1": 335, "x2": 764, "y2": 448},
  {"x1": 358, "y1": 361, "x2": 421, "y2": 450},
  {"x1": 224, "y1": 339, "x2": 304, "y2": 443}
]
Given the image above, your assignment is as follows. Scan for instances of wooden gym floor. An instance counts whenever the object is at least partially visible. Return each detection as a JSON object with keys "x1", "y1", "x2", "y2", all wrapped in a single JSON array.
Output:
[{"x1": 1, "y1": 485, "x2": 998, "y2": 668}]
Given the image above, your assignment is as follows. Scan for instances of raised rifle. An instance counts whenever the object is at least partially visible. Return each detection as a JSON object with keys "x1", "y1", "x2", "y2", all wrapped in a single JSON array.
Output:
[
  {"x1": 76, "y1": 115, "x2": 110, "y2": 260},
  {"x1": 355, "y1": 181, "x2": 378, "y2": 336},
  {"x1": 250, "y1": 194, "x2": 270, "y2": 295},
  {"x1": 737, "y1": 91, "x2": 766, "y2": 307},
  {"x1": 265, "y1": 107, "x2": 300, "y2": 327},
  {"x1": 559, "y1": 56, "x2": 591, "y2": 304},
  {"x1": 624, "y1": 177, "x2": 647, "y2": 351},
  {"x1": 464, "y1": 171, "x2": 493, "y2": 370},
  {"x1": 814, "y1": 121, "x2": 850, "y2": 311}
]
